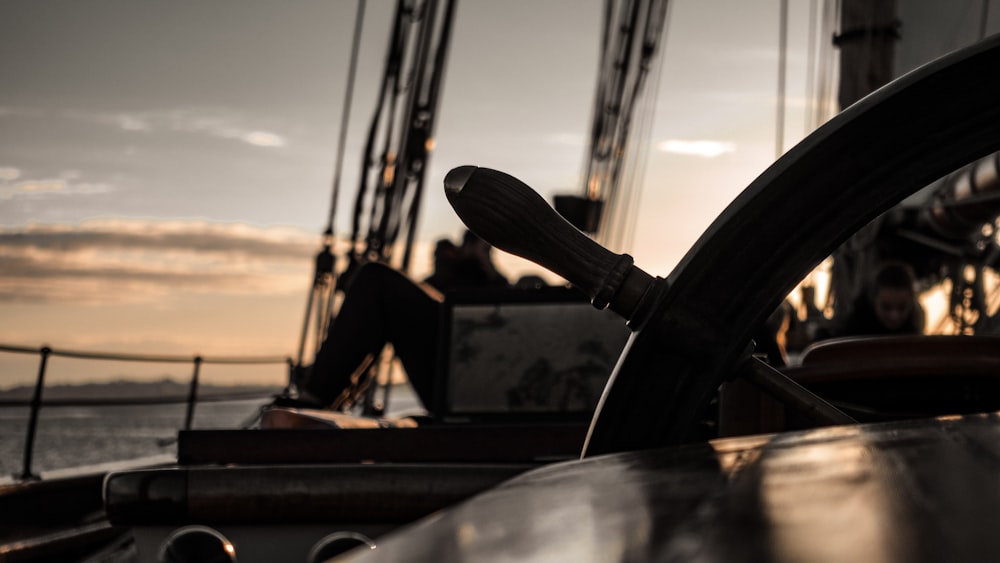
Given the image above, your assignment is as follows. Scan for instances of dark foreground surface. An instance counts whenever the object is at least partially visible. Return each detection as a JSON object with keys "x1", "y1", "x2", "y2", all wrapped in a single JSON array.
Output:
[{"x1": 339, "y1": 412, "x2": 1000, "y2": 562}]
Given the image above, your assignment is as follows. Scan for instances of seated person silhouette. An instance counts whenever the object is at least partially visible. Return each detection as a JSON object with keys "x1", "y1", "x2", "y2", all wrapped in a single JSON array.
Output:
[
  {"x1": 754, "y1": 299, "x2": 794, "y2": 367},
  {"x1": 275, "y1": 230, "x2": 510, "y2": 411},
  {"x1": 833, "y1": 261, "x2": 925, "y2": 337}
]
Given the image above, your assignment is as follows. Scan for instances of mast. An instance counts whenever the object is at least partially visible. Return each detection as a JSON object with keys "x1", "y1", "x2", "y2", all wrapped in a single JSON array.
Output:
[
  {"x1": 825, "y1": 0, "x2": 1000, "y2": 335},
  {"x1": 825, "y1": 0, "x2": 901, "y2": 322}
]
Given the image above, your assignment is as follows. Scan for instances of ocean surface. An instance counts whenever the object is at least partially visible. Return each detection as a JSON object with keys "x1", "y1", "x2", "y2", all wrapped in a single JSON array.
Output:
[{"x1": 0, "y1": 386, "x2": 422, "y2": 478}]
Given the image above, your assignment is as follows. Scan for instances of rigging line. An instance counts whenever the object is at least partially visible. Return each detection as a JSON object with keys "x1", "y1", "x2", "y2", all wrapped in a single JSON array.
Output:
[
  {"x1": 296, "y1": 278, "x2": 316, "y2": 366},
  {"x1": 613, "y1": 0, "x2": 664, "y2": 175},
  {"x1": 606, "y1": 0, "x2": 667, "y2": 251},
  {"x1": 351, "y1": 0, "x2": 410, "y2": 253},
  {"x1": 589, "y1": 0, "x2": 636, "y2": 203},
  {"x1": 594, "y1": 0, "x2": 640, "y2": 218},
  {"x1": 582, "y1": 0, "x2": 616, "y2": 196},
  {"x1": 819, "y1": 0, "x2": 841, "y2": 123},
  {"x1": 610, "y1": 0, "x2": 645, "y2": 143},
  {"x1": 620, "y1": 0, "x2": 669, "y2": 253},
  {"x1": 371, "y1": 59, "x2": 407, "y2": 253},
  {"x1": 776, "y1": 0, "x2": 789, "y2": 158},
  {"x1": 382, "y1": 0, "x2": 438, "y2": 263},
  {"x1": 593, "y1": 0, "x2": 635, "y2": 172},
  {"x1": 370, "y1": 2, "x2": 417, "y2": 259},
  {"x1": 604, "y1": 0, "x2": 638, "y2": 160},
  {"x1": 812, "y1": 0, "x2": 830, "y2": 127},
  {"x1": 805, "y1": 0, "x2": 818, "y2": 131},
  {"x1": 402, "y1": 0, "x2": 458, "y2": 272},
  {"x1": 301, "y1": 1, "x2": 368, "y2": 365},
  {"x1": 606, "y1": 1, "x2": 658, "y2": 221},
  {"x1": 369, "y1": 83, "x2": 403, "y2": 258},
  {"x1": 325, "y1": 0, "x2": 366, "y2": 237},
  {"x1": 603, "y1": 31, "x2": 642, "y2": 244},
  {"x1": 980, "y1": 0, "x2": 991, "y2": 41}
]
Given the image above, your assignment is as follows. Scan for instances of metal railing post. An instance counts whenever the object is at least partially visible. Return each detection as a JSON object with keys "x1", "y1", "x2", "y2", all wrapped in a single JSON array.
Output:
[
  {"x1": 1, "y1": 343, "x2": 291, "y2": 479},
  {"x1": 20, "y1": 346, "x2": 51, "y2": 481},
  {"x1": 183, "y1": 356, "x2": 202, "y2": 431}
]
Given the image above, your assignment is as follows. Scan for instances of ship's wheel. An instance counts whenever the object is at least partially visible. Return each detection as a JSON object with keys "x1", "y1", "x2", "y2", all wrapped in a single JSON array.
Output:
[{"x1": 445, "y1": 33, "x2": 1000, "y2": 457}]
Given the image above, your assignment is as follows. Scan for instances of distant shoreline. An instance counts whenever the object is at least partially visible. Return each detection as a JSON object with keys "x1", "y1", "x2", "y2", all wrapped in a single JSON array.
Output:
[{"x1": 0, "y1": 378, "x2": 282, "y2": 401}]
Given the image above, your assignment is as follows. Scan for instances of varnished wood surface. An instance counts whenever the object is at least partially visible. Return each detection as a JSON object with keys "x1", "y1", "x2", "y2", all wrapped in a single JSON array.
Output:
[
  {"x1": 799, "y1": 335, "x2": 1000, "y2": 369},
  {"x1": 339, "y1": 413, "x2": 1000, "y2": 562},
  {"x1": 260, "y1": 407, "x2": 419, "y2": 429},
  {"x1": 104, "y1": 463, "x2": 531, "y2": 526},
  {"x1": 443, "y1": 166, "x2": 657, "y2": 320},
  {"x1": 178, "y1": 422, "x2": 588, "y2": 464}
]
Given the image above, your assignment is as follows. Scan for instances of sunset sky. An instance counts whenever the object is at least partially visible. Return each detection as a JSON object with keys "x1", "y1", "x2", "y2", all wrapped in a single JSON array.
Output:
[{"x1": 2, "y1": 1, "x2": 993, "y2": 388}]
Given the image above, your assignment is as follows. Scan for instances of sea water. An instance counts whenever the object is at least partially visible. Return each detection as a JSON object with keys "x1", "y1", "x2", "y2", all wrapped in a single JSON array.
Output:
[
  {"x1": 0, "y1": 399, "x2": 267, "y2": 476},
  {"x1": 0, "y1": 386, "x2": 423, "y2": 477}
]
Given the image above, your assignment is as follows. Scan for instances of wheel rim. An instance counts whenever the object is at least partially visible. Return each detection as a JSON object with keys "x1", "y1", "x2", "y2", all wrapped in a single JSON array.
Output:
[{"x1": 585, "y1": 33, "x2": 1000, "y2": 456}]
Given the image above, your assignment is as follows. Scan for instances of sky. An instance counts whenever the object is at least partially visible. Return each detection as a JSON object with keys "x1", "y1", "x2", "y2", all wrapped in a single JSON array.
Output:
[{"x1": 3, "y1": 1, "x2": 990, "y2": 389}]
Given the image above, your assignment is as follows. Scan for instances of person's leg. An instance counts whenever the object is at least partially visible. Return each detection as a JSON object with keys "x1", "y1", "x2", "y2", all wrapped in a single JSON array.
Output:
[
  {"x1": 383, "y1": 281, "x2": 441, "y2": 409},
  {"x1": 303, "y1": 262, "x2": 441, "y2": 408}
]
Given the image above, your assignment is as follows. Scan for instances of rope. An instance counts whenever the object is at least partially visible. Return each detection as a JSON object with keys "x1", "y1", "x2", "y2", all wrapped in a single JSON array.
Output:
[
  {"x1": 325, "y1": 0, "x2": 367, "y2": 237},
  {"x1": 587, "y1": 0, "x2": 670, "y2": 251},
  {"x1": 776, "y1": 0, "x2": 789, "y2": 158},
  {"x1": 351, "y1": 0, "x2": 411, "y2": 255}
]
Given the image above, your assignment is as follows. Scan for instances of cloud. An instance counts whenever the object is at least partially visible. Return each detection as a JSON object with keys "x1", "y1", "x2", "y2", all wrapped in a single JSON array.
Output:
[
  {"x1": 0, "y1": 107, "x2": 43, "y2": 119},
  {"x1": 0, "y1": 177, "x2": 114, "y2": 200},
  {"x1": 116, "y1": 114, "x2": 151, "y2": 131},
  {"x1": 0, "y1": 105, "x2": 288, "y2": 150},
  {"x1": 12, "y1": 180, "x2": 63, "y2": 193},
  {"x1": 545, "y1": 132, "x2": 585, "y2": 146},
  {"x1": 59, "y1": 107, "x2": 289, "y2": 149},
  {"x1": 0, "y1": 220, "x2": 319, "y2": 304},
  {"x1": 657, "y1": 139, "x2": 736, "y2": 158},
  {"x1": 0, "y1": 167, "x2": 21, "y2": 181},
  {"x1": 242, "y1": 131, "x2": 286, "y2": 147},
  {"x1": 163, "y1": 110, "x2": 289, "y2": 148}
]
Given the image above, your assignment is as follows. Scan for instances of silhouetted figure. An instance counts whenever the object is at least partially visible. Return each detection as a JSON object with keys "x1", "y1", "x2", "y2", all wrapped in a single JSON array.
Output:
[
  {"x1": 833, "y1": 261, "x2": 925, "y2": 337},
  {"x1": 754, "y1": 300, "x2": 794, "y2": 366},
  {"x1": 422, "y1": 230, "x2": 508, "y2": 292},
  {"x1": 279, "y1": 231, "x2": 509, "y2": 411}
]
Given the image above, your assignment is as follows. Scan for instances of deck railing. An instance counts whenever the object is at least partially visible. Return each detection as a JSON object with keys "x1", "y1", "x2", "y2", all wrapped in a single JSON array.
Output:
[{"x1": 0, "y1": 343, "x2": 292, "y2": 481}]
